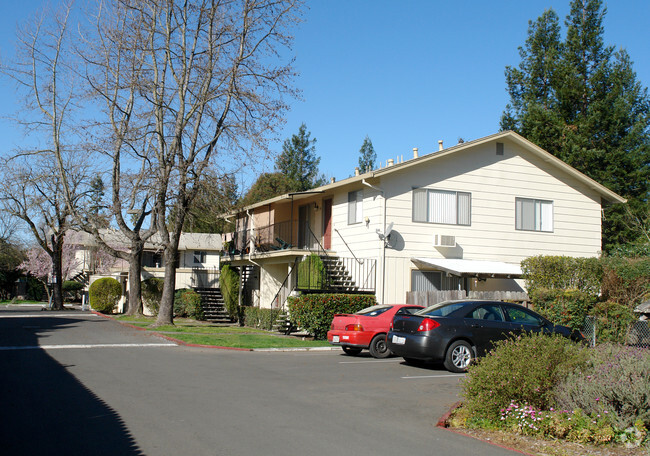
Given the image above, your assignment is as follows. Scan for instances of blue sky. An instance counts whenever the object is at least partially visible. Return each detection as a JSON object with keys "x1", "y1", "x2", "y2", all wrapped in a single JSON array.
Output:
[{"x1": 1, "y1": 1, "x2": 649, "y2": 191}]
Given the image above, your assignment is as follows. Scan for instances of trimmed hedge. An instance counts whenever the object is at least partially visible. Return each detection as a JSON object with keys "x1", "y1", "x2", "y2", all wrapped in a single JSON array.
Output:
[
  {"x1": 89, "y1": 277, "x2": 121, "y2": 314},
  {"x1": 521, "y1": 255, "x2": 602, "y2": 295},
  {"x1": 244, "y1": 307, "x2": 281, "y2": 331},
  {"x1": 219, "y1": 265, "x2": 240, "y2": 321},
  {"x1": 287, "y1": 293, "x2": 377, "y2": 340},
  {"x1": 173, "y1": 288, "x2": 204, "y2": 320},
  {"x1": 141, "y1": 278, "x2": 164, "y2": 316}
]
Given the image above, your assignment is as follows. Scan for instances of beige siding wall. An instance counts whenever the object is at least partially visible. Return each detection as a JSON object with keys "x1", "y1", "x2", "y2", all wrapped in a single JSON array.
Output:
[
  {"x1": 380, "y1": 139, "x2": 602, "y2": 264},
  {"x1": 259, "y1": 263, "x2": 289, "y2": 309},
  {"x1": 329, "y1": 139, "x2": 605, "y2": 303}
]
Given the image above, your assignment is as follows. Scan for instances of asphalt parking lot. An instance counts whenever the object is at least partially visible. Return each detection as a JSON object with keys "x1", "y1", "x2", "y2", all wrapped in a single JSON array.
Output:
[{"x1": 0, "y1": 305, "x2": 518, "y2": 456}]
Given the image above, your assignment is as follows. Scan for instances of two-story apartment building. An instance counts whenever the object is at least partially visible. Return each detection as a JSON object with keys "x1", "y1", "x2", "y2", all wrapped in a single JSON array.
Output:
[{"x1": 224, "y1": 131, "x2": 625, "y2": 308}]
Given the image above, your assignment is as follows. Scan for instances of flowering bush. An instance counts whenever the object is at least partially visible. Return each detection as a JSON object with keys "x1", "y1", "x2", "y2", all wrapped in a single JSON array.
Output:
[
  {"x1": 499, "y1": 402, "x2": 619, "y2": 444},
  {"x1": 554, "y1": 344, "x2": 650, "y2": 431}
]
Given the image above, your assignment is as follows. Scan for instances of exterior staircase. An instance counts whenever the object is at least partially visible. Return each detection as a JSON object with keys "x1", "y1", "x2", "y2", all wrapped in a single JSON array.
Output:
[
  {"x1": 272, "y1": 313, "x2": 295, "y2": 335},
  {"x1": 69, "y1": 271, "x2": 90, "y2": 288},
  {"x1": 194, "y1": 287, "x2": 232, "y2": 323},
  {"x1": 321, "y1": 256, "x2": 359, "y2": 292}
]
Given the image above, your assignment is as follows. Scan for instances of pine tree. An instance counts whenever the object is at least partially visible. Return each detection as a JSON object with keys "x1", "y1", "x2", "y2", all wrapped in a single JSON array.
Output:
[
  {"x1": 275, "y1": 123, "x2": 325, "y2": 191},
  {"x1": 501, "y1": 0, "x2": 650, "y2": 251},
  {"x1": 358, "y1": 136, "x2": 377, "y2": 173}
]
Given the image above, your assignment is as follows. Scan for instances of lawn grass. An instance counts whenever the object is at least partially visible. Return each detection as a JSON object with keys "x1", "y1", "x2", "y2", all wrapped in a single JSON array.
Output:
[
  {"x1": 168, "y1": 333, "x2": 331, "y2": 349},
  {"x1": 114, "y1": 315, "x2": 330, "y2": 349}
]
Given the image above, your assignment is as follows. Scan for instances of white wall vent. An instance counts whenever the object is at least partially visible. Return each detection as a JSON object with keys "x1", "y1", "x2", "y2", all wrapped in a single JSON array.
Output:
[{"x1": 433, "y1": 234, "x2": 456, "y2": 247}]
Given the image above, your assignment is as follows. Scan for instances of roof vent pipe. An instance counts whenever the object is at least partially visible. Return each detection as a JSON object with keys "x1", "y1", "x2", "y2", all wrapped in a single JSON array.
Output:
[
  {"x1": 387, "y1": 158, "x2": 394, "y2": 167},
  {"x1": 330, "y1": 177, "x2": 336, "y2": 184},
  {"x1": 438, "y1": 140, "x2": 444, "y2": 151},
  {"x1": 354, "y1": 167, "x2": 360, "y2": 176},
  {"x1": 413, "y1": 147, "x2": 419, "y2": 158}
]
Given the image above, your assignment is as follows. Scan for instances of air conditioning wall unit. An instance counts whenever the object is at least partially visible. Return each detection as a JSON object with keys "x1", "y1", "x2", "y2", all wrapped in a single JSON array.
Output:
[{"x1": 433, "y1": 234, "x2": 456, "y2": 247}]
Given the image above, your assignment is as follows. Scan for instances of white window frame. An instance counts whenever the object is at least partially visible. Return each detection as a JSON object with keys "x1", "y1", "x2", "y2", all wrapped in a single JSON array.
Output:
[
  {"x1": 515, "y1": 198, "x2": 553, "y2": 232},
  {"x1": 193, "y1": 250, "x2": 206, "y2": 265},
  {"x1": 412, "y1": 188, "x2": 471, "y2": 226},
  {"x1": 347, "y1": 190, "x2": 363, "y2": 225}
]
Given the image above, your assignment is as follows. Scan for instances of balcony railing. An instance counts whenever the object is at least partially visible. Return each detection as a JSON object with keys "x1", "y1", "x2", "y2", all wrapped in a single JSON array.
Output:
[{"x1": 226, "y1": 220, "x2": 317, "y2": 255}]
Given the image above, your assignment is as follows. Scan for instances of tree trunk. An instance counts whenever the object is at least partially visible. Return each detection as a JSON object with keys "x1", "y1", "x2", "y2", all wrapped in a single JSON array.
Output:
[
  {"x1": 155, "y1": 245, "x2": 178, "y2": 326},
  {"x1": 125, "y1": 242, "x2": 144, "y2": 316},
  {"x1": 50, "y1": 234, "x2": 64, "y2": 310}
]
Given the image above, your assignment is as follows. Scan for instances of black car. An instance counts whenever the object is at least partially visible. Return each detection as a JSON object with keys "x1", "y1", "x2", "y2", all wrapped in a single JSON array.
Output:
[{"x1": 387, "y1": 299, "x2": 584, "y2": 373}]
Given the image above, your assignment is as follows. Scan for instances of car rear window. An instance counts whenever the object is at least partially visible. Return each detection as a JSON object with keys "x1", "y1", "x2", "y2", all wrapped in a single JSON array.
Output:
[
  {"x1": 395, "y1": 306, "x2": 422, "y2": 316},
  {"x1": 418, "y1": 301, "x2": 467, "y2": 317},
  {"x1": 355, "y1": 305, "x2": 393, "y2": 316}
]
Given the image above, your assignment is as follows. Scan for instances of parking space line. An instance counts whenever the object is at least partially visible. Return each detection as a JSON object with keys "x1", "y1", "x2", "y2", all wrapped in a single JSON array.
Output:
[
  {"x1": 0, "y1": 343, "x2": 177, "y2": 351},
  {"x1": 0, "y1": 314, "x2": 100, "y2": 318},
  {"x1": 339, "y1": 359, "x2": 403, "y2": 364},
  {"x1": 401, "y1": 374, "x2": 465, "y2": 379}
]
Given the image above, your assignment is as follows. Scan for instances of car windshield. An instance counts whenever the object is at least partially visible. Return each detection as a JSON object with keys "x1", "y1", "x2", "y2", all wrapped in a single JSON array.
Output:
[
  {"x1": 417, "y1": 301, "x2": 467, "y2": 317},
  {"x1": 355, "y1": 305, "x2": 393, "y2": 317}
]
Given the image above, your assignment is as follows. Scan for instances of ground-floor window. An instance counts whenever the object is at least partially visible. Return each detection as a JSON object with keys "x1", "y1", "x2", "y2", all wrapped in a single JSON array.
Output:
[{"x1": 411, "y1": 270, "x2": 466, "y2": 291}]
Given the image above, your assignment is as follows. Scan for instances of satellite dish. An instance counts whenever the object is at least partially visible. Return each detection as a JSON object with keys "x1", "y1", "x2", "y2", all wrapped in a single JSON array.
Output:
[
  {"x1": 377, "y1": 222, "x2": 394, "y2": 246},
  {"x1": 384, "y1": 222, "x2": 394, "y2": 238}
]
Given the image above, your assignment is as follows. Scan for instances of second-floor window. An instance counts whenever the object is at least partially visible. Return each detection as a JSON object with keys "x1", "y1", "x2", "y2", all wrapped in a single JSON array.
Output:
[
  {"x1": 412, "y1": 188, "x2": 471, "y2": 226},
  {"x1": 193, "y1": 251, "x2": 206, "y2": 265},
  {"x1": 515, "y1": 198, "x2": 553, "y2": 232},
  {"x1": 348, "y1": 190, "x2": 363, "y2": 224}
]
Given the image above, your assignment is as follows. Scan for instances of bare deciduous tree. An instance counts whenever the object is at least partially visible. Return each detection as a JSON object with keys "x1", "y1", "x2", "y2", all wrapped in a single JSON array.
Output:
[
  {"x1": 96, "y1": 0, "x2": 302, "y2": 325},
  {"x1": 0, "y1": 2, "x2": 88, "y2": 310}
]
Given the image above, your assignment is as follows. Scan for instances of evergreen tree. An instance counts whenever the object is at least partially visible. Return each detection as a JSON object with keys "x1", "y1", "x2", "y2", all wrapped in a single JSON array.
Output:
[
  {"x1": 501, "y1": 0, "x2": 650, "y2": 252},
  {"x1": 275, "y1": 123, "x2": 326, "y2": 191},
  {"x1": 358, "y1": 136, "x2": 377, "y2": 173},
  {"x1": 240, "y1": 172, "x2": 294, "y2": 207}
]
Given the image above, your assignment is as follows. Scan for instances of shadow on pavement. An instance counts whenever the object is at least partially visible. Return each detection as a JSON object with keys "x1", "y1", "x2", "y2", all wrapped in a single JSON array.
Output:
[{"x1": 0, "y1": 314, "x2": 144, "y2": 455}]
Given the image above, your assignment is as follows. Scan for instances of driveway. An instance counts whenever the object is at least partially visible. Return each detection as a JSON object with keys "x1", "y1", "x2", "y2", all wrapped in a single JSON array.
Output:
[{"x1": 0, "y1": 305, "x2": 518, "y2": 456}]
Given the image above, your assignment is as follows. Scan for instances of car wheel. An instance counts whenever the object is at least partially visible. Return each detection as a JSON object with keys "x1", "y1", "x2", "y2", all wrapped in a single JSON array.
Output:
[
  {"x1": 368, "y1": 334, "x2": 391, "y2": 359},
  {"x1": 342, "y1": 346, "x2": 362, "y2": 356},
  {"x1": 443, "y1": 340, "x2": 473, "y2": 373}
]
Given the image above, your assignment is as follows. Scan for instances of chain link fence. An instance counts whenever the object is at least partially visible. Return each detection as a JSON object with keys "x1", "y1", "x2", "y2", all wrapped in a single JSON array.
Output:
[{"x1": 582, "y1": 317, "x2": 650, "y2": 348}]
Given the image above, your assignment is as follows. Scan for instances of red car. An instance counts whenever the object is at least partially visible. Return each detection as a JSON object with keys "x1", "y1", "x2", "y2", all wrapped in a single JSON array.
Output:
[{"x1": 327, "y1": 304, "x2": 424, "y2": 358}]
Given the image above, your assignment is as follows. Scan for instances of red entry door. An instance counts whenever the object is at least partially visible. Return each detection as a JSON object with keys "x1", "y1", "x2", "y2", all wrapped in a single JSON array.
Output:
[{"x1": 323, "y1": 199, "x2": 333, "y2": 250}]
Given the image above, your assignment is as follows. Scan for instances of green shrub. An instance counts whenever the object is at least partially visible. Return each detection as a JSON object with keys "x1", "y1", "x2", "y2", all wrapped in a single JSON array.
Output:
[
  {"x1": 590, "y1": 301, "x2": 637, "y2": 344},
  {"x1": 62, "y1": 281, "x2": 84, "y2": 302},
  {"x1": 553, "y1": 344, "x2": 650, "y2": 431},
  {"x1": 26, "y1": 277, "x2": 45, "y2": 301},
  {"x1": 601, "y1": 256, "x2": 650, "y2": 307},
  {"x1": 89, "y1": 277, "x2": 121, "y2": 314},
  {"x1": 219, "y1": 264, "x2": 240, "y2": 321},
  {"x1": 297, "y1": 254, "x2": 326, "y2": 290},
  {"x1": 173, "y1": 288, "x2": 204, "y2": 320},
  {"x1": 244, "y1": 307, "x2": 281, "y2": 331},
  {"x1": 530, "y1": 289, "x2": 597, "y2": 331},
  {"x1": 521, "y1": 256, "x2": 602, "y2": 295},
  {"x1": 287, "y1": 293, "x2": 376, "y2": 340},
  {"x1": 141, "y1": 278, "x2": 164, "y2": 315},
  {"x1": 461, "y1": 332, "x2": 589, "y2": 422}
]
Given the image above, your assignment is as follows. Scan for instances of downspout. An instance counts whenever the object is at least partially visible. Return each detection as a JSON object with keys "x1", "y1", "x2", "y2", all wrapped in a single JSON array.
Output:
[{"x1": 362, "y1": 179, "x2": 386, "y2": 304}]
